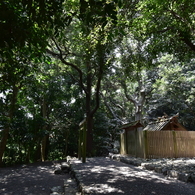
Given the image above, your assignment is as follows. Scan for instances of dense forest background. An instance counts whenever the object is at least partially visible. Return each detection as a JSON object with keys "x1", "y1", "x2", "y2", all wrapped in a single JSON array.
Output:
[{"x1": 0, "y1": 0, "x2": 195, "y2": 166}]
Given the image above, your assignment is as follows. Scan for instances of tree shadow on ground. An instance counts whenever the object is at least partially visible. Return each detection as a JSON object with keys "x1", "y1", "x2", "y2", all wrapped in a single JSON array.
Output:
[
  {"x1": 71, "y1": 157, "x2": 195, "y2": 195},
  {"x1": 0, "y1": 161, "x2": 69, "y2": 195}
]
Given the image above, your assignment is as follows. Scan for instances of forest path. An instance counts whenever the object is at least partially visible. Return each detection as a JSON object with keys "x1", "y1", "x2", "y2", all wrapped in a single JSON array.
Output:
[
  {"x1": 0, "y1": 161, "x2": 70, "y2": 195},
  {"x1": 70, "y1": 157, "x2": 195, "y2": 195}
]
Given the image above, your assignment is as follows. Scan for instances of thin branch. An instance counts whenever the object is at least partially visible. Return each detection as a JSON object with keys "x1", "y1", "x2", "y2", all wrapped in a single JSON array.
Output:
[
  {"x1": 179, "y1": 34, "x2": 195, "y2": 52},
  {"x1": 100, "y1": 93, "x2": 120, "y2": 120},
  {"x1": 46, "y1": 47, "x2": 87, "y2": 94},
  {"x1": 121, "y1": 80, "x2": 137, "y2": 105}
]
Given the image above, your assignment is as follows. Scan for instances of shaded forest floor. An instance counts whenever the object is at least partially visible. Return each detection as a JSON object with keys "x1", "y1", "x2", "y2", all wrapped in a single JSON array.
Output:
[{"x1": 0, "y1": 160, "x2": 70, "y2": 195}]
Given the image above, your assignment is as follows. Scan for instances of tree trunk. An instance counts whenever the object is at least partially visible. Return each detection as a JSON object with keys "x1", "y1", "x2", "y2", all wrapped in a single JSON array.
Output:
[
  {"x1": 135, "y1": 103, "x2": 143, "y2": 122},
  {"x1": 41, "y1": 136, "x2": 47, "y2": 162},
  {"x1": 0, "y1": 126, "x2": 10, "y2": 166},
  {"x1": 0, "y1": 85, "x2": 19, "y2": 167},
  {"x1": 41, "y1": 98, "x2": 48, "y2": 162},
  {"x1": 86, "y1": 114, "x2": 94, "y2": 156},
  {"x1": 34, "y1": 143, "x2": 41, "y2": 161},
  {"x1": 123, "y1": 79, "x2": 146, "y2": 124},
  {"x1": 64, "y1": 130, "x2": 69, "y2": 158},
  {"x1": 86, "y1": 63, "x2": 94, "y2": 156},
  {"x1": 47, "y1": 41, "x2": 104, "y2": 158}
]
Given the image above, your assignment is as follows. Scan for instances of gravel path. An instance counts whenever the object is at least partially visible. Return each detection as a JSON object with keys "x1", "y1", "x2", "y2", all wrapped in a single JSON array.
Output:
[
  {"x1": 70, "y1": 157, "x2": 195, "y2": 195},
  {"x1": 0, "y1": 161, "x2": 70, "y2": 195},
  {"x1": 2, "y1": 157, "x2": 195, "y2": 195}
]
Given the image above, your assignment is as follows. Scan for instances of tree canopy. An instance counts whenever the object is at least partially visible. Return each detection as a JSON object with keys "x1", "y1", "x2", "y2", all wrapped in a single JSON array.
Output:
[{"x1": 1, "y1": 0, "x2": 195, "y2": 166}]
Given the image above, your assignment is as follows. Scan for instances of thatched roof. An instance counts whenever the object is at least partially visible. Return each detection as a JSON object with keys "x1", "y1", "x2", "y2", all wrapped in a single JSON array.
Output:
[
  {"x1": 143, "y1": 114, "x2": 187, "y2": 131},
  {"x1": 121, "y1": 121, "x2": 144, "y2": 131},
  {"x1": 143, "y1": 118, "x2": 170, "y2": 131}
]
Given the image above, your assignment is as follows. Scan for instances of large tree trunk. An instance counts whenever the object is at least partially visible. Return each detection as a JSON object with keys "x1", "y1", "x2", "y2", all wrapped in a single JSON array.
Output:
[
  {"x1": 123, "y1": 79, "x2": 146, "y2": 124},
  {"x1": 134, "y1": 102, "x2": 144, "y2": 122},
  {"x1": 0, "y1": 85, "x2": 19, "y2": 167}
]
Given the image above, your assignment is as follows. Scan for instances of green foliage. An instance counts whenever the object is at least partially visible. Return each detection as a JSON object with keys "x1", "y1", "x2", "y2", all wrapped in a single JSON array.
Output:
[
  {"x1": 79, "y1": 0, "x2": 118, "y2": 29},
  {"x1": 93, "y1": 107, "x2": 121, "y2": 156},
  {"x1": 148, "y1": 54, "x2": 195, "y2": 130},
  {"x1": 134, "y1": 0, "x2": 195, "y2": 58},
  {"x1": 0, "y1": 0, "x2": 65, "y2": 49}
]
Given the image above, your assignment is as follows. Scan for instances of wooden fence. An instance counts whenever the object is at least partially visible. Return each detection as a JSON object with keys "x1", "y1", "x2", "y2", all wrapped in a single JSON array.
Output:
[{"x1": 120, "y1": 130, "x2": 195, "y2": 159}]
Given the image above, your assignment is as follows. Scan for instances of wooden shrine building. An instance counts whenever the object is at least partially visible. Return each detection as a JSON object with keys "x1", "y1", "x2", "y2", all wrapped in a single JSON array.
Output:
[{"x1": 143, "y1": 114, "x2": 188, "y2": 131}]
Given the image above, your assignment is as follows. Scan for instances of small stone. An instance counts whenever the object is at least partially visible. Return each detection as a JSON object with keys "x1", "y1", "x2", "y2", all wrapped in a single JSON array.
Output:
[
  {"x1": 54, "y1": 169, "x2": 62, "y2": 174},
  {"x1": 178, "y1": 173, "x2": 191, "y2": 182},
  {"x1": 145, "y1": 164, "x2": 155, "y2": 170},
  {"x1": 50, "y1": 186, "x2": 64, "y2": 193},
  {"x1": 167, "y1": 170, "x2": 179, "y2": 178},
  {"x1": 155, "y1": 166, "x2": 162, "y2": 173},
  {"x1": 61, "y1": 162, "x2": 69, "y2": 170},
  {"x1": 133, "y1": 161, "x2": 141, "y2": 166},
  {"x1": 191, "y1": 174, "x2": 195, "y2": 182},
  {"x1": 162, "y1": 167, "x2": 168, "y2": 175}
]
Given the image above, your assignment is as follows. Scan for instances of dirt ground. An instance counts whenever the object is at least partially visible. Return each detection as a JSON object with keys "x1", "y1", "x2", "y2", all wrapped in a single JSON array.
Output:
[{"x1": 0, "y1": 160, "x2": 70, "y2": 195}]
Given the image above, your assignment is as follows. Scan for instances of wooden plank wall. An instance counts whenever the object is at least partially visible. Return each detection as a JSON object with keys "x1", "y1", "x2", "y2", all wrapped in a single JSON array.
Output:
[
  {"x1": 175, "y1": 131, "x2": 195, "y2": 158},
  {"x1": 120, "y1": 133, "x2": 126, "y2": 155},
  {"x1": 121, "y1": 131, "x2": 195, "y2": 159},
  {"x1": 147, "y1": 131, "x2": 175, "y2": 158},
  {"x1": 127, "y1": 130, "x2": 137, "y2": 156}
]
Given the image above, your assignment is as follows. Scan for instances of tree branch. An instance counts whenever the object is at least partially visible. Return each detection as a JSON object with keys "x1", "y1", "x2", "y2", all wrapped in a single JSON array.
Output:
[
  {"x1": 100, "y1": 93, "x2": 120, "y2": 120},
  {"x1": 46, "y1": 46, "x2": 87, "y2": 94},
  {"x1": 179, "y1": 34, "x2": 195, "y2": 52},
  {"x1": 121, "y1": 80, "x2": 136, "y2": 105}
]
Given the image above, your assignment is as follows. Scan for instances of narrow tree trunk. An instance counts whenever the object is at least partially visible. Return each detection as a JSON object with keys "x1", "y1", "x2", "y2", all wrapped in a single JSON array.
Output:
[
  {"x1": 41, "y1": 134, "x2": 49, "y2": 161},
  {"x1": 0, "y1": 126, "x2": 10, "y2": 166},
  {"x1": 86, "y1": 66, "x2": 94, "y2": 156},
  {"x1": 64, "y1": 130, "x2": 69, "y2": 158},
  {"x1": 41, "y1": 98, "x2": 47, "y2": 162},
  {"x1": 0, "y1": 85, "x2": 19, "y2": 167},
  {"x1": 86, "y1": 114, "x2": 94, "y2": 156},
  {"x1": 41, "y1": 136, "x2": 47, "y2": 162},
  {"x1": 34, "y1": 143, "x2": 41, "y2": 161}
]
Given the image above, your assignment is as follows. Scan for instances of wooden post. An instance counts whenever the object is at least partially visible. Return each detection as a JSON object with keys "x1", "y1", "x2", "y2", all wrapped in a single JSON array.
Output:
[
  {"x1": 82, "y1": 120, "x2": 87, "y2": 163},
  {"x1": 125, "y1": 130, "x2": 128, "y2": 154},
  {"x1": 120, "y1": 133, "x2": 125, "y2": 154},
  {"x1": 78, "y1": 127, "x2": 82, "y2": 160},
  {"x1": 79, "y1": 118, "x2": 87, "y2": 163},
  {"x1": 172, "y1": 131, "x2": 177, "y2": 158},
  {"x1": 135, "y1": 129, "x2": 137, "y2": 157},
  {"x1": 143, "y1": 131, "x2": 148, "y2": 159}
]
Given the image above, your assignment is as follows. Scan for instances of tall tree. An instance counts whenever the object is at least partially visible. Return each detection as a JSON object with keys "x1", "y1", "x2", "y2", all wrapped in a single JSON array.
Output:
[
  {"x1": 0, "y1": 52, "x2": 31, "y2": 166},
  {"x1": 0, "y1": 0, "x2": 66, "y2": 166},
  {"x1": 47, "y1": 0, "x2": 120, "y2": 156},
  {"x1": 103, "y1": 34, "x2": 155, "y2": 123}
]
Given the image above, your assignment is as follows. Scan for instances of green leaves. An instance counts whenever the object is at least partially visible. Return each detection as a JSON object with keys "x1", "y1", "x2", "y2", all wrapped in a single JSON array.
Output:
[
  {"x1": 134, "y1": 0, "x2": 195, "y2": 58},
  {"x1": 0, "y1": 0, "x2": 65, "y2": 53},
  {"x1": 79, "y1": 0, "x2": 118, "y2": 31}
]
